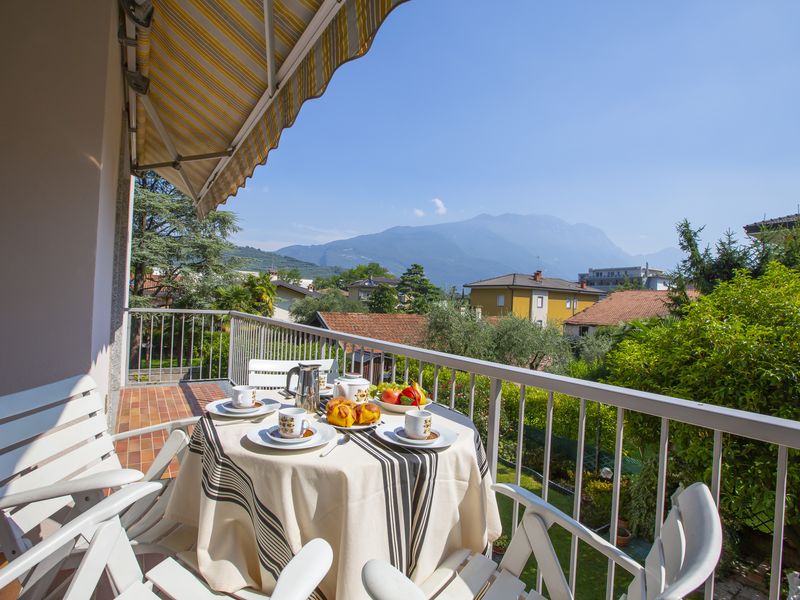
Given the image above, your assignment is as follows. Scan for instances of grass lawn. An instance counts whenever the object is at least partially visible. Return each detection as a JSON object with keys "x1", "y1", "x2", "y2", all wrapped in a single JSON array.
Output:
[
  {"x1": 133, "y1": 357, "x2": 202, "y2": 369},
  {"x1": 495, "y1": 463, "x2": 635, "y2": 599}
]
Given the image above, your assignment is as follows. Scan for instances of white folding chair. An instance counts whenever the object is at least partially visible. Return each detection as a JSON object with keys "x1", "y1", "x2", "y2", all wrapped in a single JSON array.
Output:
[
  {"x1": 362, "y1": 482, "x2": 722, "y2": 600},
  {"x1": 0, "y1": 482, "x2": 333, "y2": 600},
  {"x1": 0, "y1": 375, "x2": 199, "y2": 571}
]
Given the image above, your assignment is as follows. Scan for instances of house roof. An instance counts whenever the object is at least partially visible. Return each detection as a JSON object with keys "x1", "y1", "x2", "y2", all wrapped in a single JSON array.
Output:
[
  {"x1": 564, "y1": 290, "x2": 698, "y2": 326},
  {"x1": 465, "y1": 273, "x2": 604, "y2": 295},
  {"x1": 273, "y1": 280, "x2": 319, "y2": 298},
  {"x1": 744, "y1": 213, "x2": 800, "y2": 235},
  {"x1": 316, "y1": 312, "x2": 427, "y2": 347},
  {"x1": 347, "y1": 277, "x2": 399, "y2": 289}
]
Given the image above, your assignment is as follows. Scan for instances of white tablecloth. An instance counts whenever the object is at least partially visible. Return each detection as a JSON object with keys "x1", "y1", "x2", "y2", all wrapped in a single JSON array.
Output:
[{"x1": 165, "y1": 394, "x2": 501, "y2": 600}]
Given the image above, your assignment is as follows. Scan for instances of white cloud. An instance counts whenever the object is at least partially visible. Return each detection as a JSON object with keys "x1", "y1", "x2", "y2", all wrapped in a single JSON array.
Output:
[
  {"x1": 413, "y1": 208, "x2": 425, "y2": 217},
  {"x1": 432, "y1": 197, "x2": 447, "y2": 215}
]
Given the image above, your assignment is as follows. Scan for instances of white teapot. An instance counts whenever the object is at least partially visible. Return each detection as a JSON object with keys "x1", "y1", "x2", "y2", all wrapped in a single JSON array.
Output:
[{"x1": 334, "y1": 373, "x2": 371, "y2": 402}]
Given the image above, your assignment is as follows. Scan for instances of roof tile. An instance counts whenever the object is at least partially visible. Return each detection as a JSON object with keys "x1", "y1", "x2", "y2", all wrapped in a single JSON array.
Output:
[{"x1": 564, "y1": 290, "x2": 698, "y2": 326}]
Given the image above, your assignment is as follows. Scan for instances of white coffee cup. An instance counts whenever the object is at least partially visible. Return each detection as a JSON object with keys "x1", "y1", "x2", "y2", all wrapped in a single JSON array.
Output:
[
  {"x1": 232, "y1": 385, "x2": 256, "y2": 408},
  {"x1": 278, "y1": 407, "x2": 310, "y2": 439},
  {"x1": 404, "y1": 409, "x2": 433, "y2": 440}
]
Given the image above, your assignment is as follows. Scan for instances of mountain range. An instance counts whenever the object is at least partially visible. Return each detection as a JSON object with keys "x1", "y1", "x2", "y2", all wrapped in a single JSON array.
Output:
[
  {"x1": 229, "y1": 245, "x2": 341, "y2": 279},
  {"x1": 275, "y1": 214, "x2": 683, "y2": 288}
]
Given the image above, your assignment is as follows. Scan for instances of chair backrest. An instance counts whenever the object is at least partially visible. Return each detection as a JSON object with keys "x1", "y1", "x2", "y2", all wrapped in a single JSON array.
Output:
[
  {"x1": 248, "y1": 358, "x2": 335, "y2": 389},
  {"x1": 0, "y1": 375, "x2": 119, "y2": 555},
  {"x1": 626, "y1": 482, "x2": 722, "y2": 600}
]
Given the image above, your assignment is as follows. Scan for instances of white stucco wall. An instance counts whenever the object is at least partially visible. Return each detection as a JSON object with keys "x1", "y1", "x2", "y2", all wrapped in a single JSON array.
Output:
[
  {"x1": 0, "y1": 0, "x2": 125, "y2": 402},
  {"x1": 530, "y1": 290, "x2": 549, "y2": 324}
]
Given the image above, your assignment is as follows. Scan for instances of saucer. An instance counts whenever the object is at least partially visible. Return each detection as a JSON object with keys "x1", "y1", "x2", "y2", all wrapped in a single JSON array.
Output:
[{"x1": 264, "y1": 424, "x2": 320, "y2": 445}]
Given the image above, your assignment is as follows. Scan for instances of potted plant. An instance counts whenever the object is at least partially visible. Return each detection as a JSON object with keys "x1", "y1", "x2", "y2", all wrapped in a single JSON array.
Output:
[
  {"x1": 616, "y1": 526, "x2": 632, "y2": 547},
  {"x1": 492, "y1": 534, "x2": 510, "y2": 561}
]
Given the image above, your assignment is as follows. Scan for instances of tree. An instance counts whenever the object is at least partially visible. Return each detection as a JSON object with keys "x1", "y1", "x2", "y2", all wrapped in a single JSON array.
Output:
[
  {"x1": 276, "y1": 268, "x2": 302, "y2": 284},
  {"x1": 397, "y1": 264, "x2": 442, "y2": 313},
  {"x1": 212, "y1": 273, "x2": 276, "y2": 316},
  {"x1": 289, "y1": 290, "x2": 366, "y2": 324},
  {"x1": 605, "y1": 262, "x2": 800, "y2": 545},
  {"x1": 424, "y1": 303, "x2": 491, "y2": 359},
  {"x1": 130, "y1": 173, "x2": 241, "y2": 308},
  {"x1": 489, "y1": 315, "x2": 571, "y2": 372},
  {"x1": 366, "y1": 284, "x2": 399, "y2": 313},
  {"x1": 314, "y1": 262, "x2": 392, "y2": 290}
]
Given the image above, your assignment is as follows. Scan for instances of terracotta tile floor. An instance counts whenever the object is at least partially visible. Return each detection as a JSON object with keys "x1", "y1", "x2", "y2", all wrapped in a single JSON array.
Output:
[{"x1": 115, "y1": 382, "x2": 228, "y2": 477}]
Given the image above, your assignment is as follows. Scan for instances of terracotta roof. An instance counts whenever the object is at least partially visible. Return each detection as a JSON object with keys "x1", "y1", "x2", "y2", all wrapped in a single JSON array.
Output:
[
  {"x1": 465, "y1": 273, "x2": 603, "y2": 295},
  {"x1": 316, "y1": 312, "x2": 427, "y2": 347},
  {"x1": 564, "y1": 290, "x2": 698, "y2": 326}
]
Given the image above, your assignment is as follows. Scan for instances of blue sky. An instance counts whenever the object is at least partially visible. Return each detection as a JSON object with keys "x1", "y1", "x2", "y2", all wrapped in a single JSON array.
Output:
[{"x1": 222, "y1": 0, "x2": 800, "y2": 256}]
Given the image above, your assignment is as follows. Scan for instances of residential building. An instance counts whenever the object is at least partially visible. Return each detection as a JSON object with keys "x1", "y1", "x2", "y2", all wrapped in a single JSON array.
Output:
[
  {"x1": 563, "y1": 289, "x2": 699, "y2": 336},
  {"x1": 577, "y1": 265, "x2": 669, "y2": 291},
  {"x1": 273, "y1": 280, "x2": 319, "y2": 321},
  {"x1": 744, "y1": 213, "x2": 800, "y2": 242},
  {"x1": 465, "y1": 271, "x2": 603, "y2": 325},
  {"x1": 347, "y1": 276, "x2": 400, "y2": 302}
]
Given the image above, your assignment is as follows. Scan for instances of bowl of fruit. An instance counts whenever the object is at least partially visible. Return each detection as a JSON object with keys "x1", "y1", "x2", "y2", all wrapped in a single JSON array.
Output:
[{"x1": 371, "y1": 382, "x2": 429, "y2": 413}]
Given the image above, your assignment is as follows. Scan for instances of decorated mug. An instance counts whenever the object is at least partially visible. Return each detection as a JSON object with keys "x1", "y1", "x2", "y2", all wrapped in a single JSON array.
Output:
[
  {"x1": 278, "y1": 407, "x2": 310, "y2": 438},
  {"x1": 404, "y1": 409, "x2": 433, "y2": 440}
]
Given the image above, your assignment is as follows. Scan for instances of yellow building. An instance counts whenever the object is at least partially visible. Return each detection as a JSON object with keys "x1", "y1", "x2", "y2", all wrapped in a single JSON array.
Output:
[{"x1": 465, "y1": 271, "x2": 604, "y2": 325}]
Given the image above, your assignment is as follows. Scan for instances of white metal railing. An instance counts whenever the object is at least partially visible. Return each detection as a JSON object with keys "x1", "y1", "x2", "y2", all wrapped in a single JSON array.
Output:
[
  {"x1": 124, "y1": 308, "x2": 800, "y2": 599},
  {"x1": 125, "y1": 308, "x2": 230, "y2": 385}
]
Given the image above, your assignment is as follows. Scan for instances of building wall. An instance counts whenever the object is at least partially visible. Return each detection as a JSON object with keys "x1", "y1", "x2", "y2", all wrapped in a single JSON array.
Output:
[
  {"x1": 511, "y1": 289, "x2": 532, "y2": 320},
  {"x1": 547, "y1": 291, "x2": 601, "y2": 324},
  {"x1": 0, "y1": 0, "x2": 124, "y2": 401},
  {"x1": 469, "y1": 288, "x2": 512, "y2": 317}
]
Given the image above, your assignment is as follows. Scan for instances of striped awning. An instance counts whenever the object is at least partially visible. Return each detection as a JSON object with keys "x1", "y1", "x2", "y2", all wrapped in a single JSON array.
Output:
[{"x1": 123, "y1": 0, "x2": 407, "y2": 217}]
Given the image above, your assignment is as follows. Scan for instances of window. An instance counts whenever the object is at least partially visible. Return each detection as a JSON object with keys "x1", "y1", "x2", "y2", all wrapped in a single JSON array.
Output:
[
  {"x1": 536, "y1": 296, "x2": 544, "y2": 308},
  {"x1": 566, "y1": 299, "x2": 572, "y2": 309},
  {"x1": 536, "y1": 319, "x2": 544, "y2": 326},
  {"x1": 496, "y1": 294, "x2": 505, "y2": 307}
]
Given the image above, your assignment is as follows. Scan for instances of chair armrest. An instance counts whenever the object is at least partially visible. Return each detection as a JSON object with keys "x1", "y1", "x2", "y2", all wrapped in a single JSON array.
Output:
[
  {"x1": 361, "y1": 559, "x2": 426, "y2": 600},
  {"x1": 0, "y1": 481, "x2": 162, "y2": 589},
  {"x1": 493, "y1": 483, "x2": 642, "y2": 576},
  {"x1": 0, "y1": 469, "x2": 144, "y2": 510},
  {"x1": 112, "y1": 416, "x2": 200, "y2": 441},
  {"x1": 271, "y1": 538, "x2": 333, "y2": 600}
]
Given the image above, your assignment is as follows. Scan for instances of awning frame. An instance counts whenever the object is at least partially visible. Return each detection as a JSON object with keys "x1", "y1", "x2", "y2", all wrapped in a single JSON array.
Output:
[{"x1": 195, "y1": 0, "x2": 346, "y2": 203}]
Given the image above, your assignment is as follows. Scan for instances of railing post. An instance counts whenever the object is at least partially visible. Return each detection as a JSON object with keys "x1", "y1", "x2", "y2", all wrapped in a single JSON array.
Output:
[
  {"x1": 227, "y1": 313, "x2": 235, "y2": 384},
  {"x1": 487, "y1": 378, "x2": 502, "y2": 482}
]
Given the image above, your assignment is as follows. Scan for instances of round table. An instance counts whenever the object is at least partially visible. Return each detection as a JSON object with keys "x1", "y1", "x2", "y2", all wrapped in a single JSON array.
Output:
[{"x1": 165, "y1": 391, "x2": 501, "y2": 600}]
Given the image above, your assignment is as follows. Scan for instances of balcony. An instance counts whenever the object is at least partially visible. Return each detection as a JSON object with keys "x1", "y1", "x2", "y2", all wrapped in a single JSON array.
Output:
[{"x1": 118, "y1": 308, "x2": 800, "y2": 600}]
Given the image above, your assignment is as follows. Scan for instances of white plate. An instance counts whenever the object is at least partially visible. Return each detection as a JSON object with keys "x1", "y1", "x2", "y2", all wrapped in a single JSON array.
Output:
[
  {"x1": 206, "y1": 398, "x2": 280, "y2": 418},
  {"x1": 246, "y1": 423, "x2": 336, "y2": 451},
  {"x1": 264, "y1": 424, "x2": 320, "y2": 445},
  {"x1": 319, "y1": 416, "x2": 381, "y2": 431},
  {"x1": 372, "y1": 398, "x2": 432, "y2": 414},
  {"x1": 374, "y1": 424, "x2": 458, "y2": 450}
]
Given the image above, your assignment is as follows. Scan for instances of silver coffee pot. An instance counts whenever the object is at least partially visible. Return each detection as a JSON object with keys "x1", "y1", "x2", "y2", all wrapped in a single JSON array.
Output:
[{"x1": 285, "y1": 363, "x2": 320, "y2": 413}]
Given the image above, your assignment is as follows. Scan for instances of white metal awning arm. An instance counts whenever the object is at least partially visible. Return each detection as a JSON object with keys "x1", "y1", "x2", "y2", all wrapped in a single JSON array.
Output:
[
  {"x1": 139, "y1": 94, "x2": 198, "y2": 202},
  {"x1": 264, "y1": 0, "x2": 277, "y2": 97},
  {"x1": 196, "y1": 0, "x2": 346, "y2": 204}
]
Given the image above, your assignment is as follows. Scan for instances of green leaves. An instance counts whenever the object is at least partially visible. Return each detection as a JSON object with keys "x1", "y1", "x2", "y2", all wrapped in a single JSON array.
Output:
[
  {"x1": 605, "y1": 262, "x2": 800, "y2": 539},
  {"x1": 366, "y1": 283, "x2": 399, "y2": 313},
  {"x1": 130, "y1": 173, "x2": 241, "y2": 307}
]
